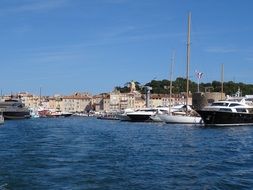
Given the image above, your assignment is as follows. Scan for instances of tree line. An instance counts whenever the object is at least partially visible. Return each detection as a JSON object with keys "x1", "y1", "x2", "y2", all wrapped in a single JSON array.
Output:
[{"x1": 114, "y1": 77, "x2": 253, "y2": 96}]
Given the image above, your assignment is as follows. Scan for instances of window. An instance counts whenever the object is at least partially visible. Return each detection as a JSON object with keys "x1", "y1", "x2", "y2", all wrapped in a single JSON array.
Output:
[
  {"x1": 229, "y1": 103, "x2": 241, "y2": 107},
  {"x1": 212, "y1": 102, "x2": 229, "y2": 107},
  {"x1": 219, "y1": 108, "x2": 232, "y2": 112},
  {"x1": 236, "y1": 108, "x2": 247, "y2": 113}
]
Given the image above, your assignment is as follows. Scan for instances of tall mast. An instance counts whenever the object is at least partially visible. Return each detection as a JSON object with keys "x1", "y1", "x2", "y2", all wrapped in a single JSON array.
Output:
[
  {"x1": 39, "y1": 86, "x2": 42, "y2": 106},
  {"x1": 186, "y1": 12, "x2": 191, "y2": 109},
  {"x1": 169, "y1": 51, "x2": 175, "y2": 114},
  {"x1": 221, "y1": 64, "x2": 224, "y2": 100}
]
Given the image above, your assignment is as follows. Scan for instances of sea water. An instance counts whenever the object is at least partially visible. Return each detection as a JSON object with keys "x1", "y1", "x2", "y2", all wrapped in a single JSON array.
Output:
[{"x1": 0, "y1": 117, "x2": 252, "y2": 190}]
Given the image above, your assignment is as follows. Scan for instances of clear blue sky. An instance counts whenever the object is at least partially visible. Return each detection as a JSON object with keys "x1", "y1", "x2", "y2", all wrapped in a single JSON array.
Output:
[{"x1": 1, "y1": 0, "x2": 253, "y2": 95}]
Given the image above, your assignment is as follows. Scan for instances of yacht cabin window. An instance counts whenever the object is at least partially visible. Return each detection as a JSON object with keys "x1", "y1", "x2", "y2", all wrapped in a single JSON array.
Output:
[
  {"x1": 219, "y1": 108, "x2": 232, "y2": 112},
  {"x1": 211, "y1": 102, "x2": 229, "y2": 107},
  {"x1": 235, "y1": 108, "x2": 247, "y2": 113},
  {"x1": 229, "y1": 103, "x2": 241, "y2": 107}
]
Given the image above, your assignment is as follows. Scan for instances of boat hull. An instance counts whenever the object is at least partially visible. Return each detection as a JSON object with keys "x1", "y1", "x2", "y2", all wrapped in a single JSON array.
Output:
[
  {"x1": 197, "y1": 110, "x2": 253, "y2": 126},
  {"x1": 3, "y1": 111, "x2": 31, "y2": 120},
  {"x1": 117, "y1": 114, "x2": 131, "y2": 121},
  {"x1": 127, "y1": 114, "x2": 152, "y2": 122},
  {"x1": 61, "y1": 113, "x2": 72, "y2": 117},
  {"x1": 150, "y1": 115, "x2": 163, "y2": 122},
  {"x1": 0, "y1": 115, "x2": 4, "y2": 124},
  {"x1": 158, "y1": 114, "x2": 202, "y2": 124}
]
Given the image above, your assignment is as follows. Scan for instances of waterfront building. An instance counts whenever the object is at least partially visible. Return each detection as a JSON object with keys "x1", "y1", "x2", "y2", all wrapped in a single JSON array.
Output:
[
  {"x1": 0, "y1": 89, "x2": 194, "y2": 114},
  {"x1": 18, "y1": 92, "x2": 40, "y2": 109},
  {"x1": 102, "y1": 94, "x2": 111, "y2": 112},
  {"x1": 150, "y1": 94, "x2": 169, "y2": 107},
  {"x1": 166, "y1": 92, "x2": 192, "y2": 106},
  {"x1": 62, "y1": 93, "x2": 92, "y2": 113},
  {"x1": 109, "y1": 91, "x2": 121, "y2": 111},
  {"x1": 120, "y1": 93, "x2": 135, "y2": 110},
  {"x1": 48, "y1": 97, "x2": 57, "y2": 110},
  {"x1": 92, "y1": 95, "x2": 101, "y2": 112},
  {"x1": 92, "y1": 92, "x2": 138, "y2": 113},
  {"x1": 92, "y1": 93, "x2": 111, "y2": 113},
  {"x1": 134, "y1": 96, "x2": 146, "y2": 109},
  {"x1": 148, "y1": 93, "x2": 192, "y2": 108}
]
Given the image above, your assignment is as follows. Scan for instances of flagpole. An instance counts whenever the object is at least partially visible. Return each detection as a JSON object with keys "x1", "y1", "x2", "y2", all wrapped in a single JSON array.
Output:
[
  {"x1": 195, "y1": 71, "x2": 203, "y2": 93},
  {"x1": 197, "y1": 78, "x2": 200, "y2": 93}
]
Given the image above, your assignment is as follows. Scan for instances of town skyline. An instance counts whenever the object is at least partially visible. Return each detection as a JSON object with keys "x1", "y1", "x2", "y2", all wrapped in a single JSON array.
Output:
[{"x1": 1, "y1": 0, "x2": 253, "y2": 95}]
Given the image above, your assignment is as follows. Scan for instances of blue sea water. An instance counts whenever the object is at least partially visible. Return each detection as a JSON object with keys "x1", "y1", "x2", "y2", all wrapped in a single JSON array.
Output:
[{"x1": 0, "y1": 117, "x2": 253, "y2": 190}]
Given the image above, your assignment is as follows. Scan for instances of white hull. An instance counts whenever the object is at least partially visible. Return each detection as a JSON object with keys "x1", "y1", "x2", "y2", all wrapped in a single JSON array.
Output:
[
  {"x1": 117, "y1": 108, "x2": 134, "y2": 121},
  {"x1": 126, "y1": 107, "x2": 169, "y2": 122},
  {"x1": 0, "y1": 115, "x2": 4, "y2": 124},
  {"x1": 117, "y1": 114, "x2": 131, "y2": 121},
  {"x1": 158, "y1": 114, "x2": 202, "y2": 124},
  {"x1": 150, "y1": 115, "x2": 163, "y2": 122}
]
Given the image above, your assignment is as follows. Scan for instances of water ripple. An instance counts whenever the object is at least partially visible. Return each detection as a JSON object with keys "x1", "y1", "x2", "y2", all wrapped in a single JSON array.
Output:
[{"x1": 0, "y1": 118, "x2": 253, "y2": 189}]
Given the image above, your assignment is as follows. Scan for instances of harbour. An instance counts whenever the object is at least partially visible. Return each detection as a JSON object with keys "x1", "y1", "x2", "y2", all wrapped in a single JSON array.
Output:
[
  {"x1": 0, "y1": 117, "x2": 253, "y2": 189},
  {"x1": 1, "y1": 1, "x2": 253, "y2": 189}
]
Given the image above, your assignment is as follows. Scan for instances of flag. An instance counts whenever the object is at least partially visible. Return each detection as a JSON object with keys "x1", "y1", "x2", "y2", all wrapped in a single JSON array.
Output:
[{"x1": 195, "y1": 71, "x2": 203, "y2": 79}]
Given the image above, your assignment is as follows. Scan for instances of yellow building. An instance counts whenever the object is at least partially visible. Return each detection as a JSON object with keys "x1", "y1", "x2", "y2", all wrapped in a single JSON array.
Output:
[
  {"x1": 18, "y1": 92, "x2": 40, "y2": 109},
  {"x1": 62, "y1": 93, "x2": 92, "y2": 113}
]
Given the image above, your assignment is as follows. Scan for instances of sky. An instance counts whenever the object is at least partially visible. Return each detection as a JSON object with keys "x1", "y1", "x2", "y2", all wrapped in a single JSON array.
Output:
[{"x1": 1, "y1": 0, "x2": 253, "y2": 96}]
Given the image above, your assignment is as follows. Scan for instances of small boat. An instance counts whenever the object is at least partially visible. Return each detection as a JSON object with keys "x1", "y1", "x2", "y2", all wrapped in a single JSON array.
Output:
[
  {"x1": 97, "y1": 113, "x2": 119, "y2": 120},
  {"x1": 38, "y1": 107, "x2": 72, "y2": 118},
  {"x1": 29, "y1": 108, "x2": 40, "y2": 118},
  {"x1": 46, "y1": 111, "x2": 73, "y2": 118},
  {"x1": 73, "y1": 113, "x2": 89, "y2": 117},
  {"x1": 197, "y1": 99, "x2": 253, "y2": 126},
  {"x1": 38, "y1": 108, "x2": 51, "y2": 118},
  {"x1": 59, "y1": 112, "x2": 72, "y2": 117}
]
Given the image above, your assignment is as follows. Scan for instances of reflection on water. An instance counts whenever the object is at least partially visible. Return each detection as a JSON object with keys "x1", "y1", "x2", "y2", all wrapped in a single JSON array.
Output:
[{"x1": 0, "y1": 117, "x2": 253, "y2": 189}]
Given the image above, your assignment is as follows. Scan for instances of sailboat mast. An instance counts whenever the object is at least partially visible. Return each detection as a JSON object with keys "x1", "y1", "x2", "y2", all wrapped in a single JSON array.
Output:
[
  {"x1": 169, "y1": 51, "x2": 175, "y2": 113},
  {"x1": 39, "y1": 86, "x2": 42, "y2": 106},
  {"x1": 221, "y1": 64, "x2": 224, "y2": 100},
  {"x1": 186, "y1": 12, "x2": 191, "y2": 109}
]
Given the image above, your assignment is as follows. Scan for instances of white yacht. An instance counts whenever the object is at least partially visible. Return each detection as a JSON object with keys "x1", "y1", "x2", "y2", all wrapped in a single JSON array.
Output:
[
  {"x1": 155, "y1": 12, "x2": 202, "y2": 125},
  {"x1": 157, "y1": 112, "x2": 202, "y2": 124},
  {"x1": 157, "y1": 105, "x2": 202, "y2": 124},
  {"x1": 150, "y1": 104, "x2": 190, "y2": 122},
  {"x1": 126, "y1": 107, "x2": 170, "y2": 122}
]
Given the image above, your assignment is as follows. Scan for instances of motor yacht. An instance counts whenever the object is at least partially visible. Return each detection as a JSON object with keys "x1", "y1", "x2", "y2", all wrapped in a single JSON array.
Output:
[
  {"x1": 0, "y1": 99, "x2": 31, "y2": 120},
  {"x1": 126, "y1": 107, "x2": 170, "y2": 122},
  {"x1": 197, "y1": 99, "x2": 253, "y2": 126}
]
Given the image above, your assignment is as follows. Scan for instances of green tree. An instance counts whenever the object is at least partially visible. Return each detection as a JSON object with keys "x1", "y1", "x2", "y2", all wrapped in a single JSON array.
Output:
[{"x1": 114, "y1": 78, "x2": 253, "y2": 95}]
